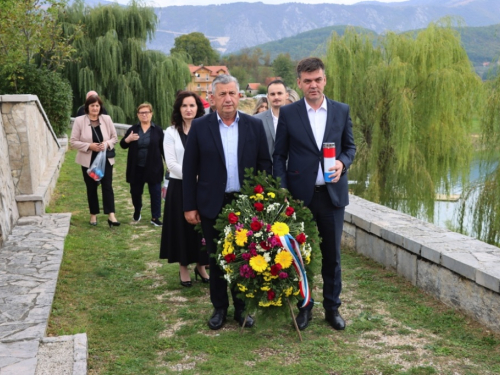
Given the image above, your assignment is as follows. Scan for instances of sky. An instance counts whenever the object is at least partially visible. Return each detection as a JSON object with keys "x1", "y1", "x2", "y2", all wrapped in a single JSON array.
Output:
[{"x1": 112, "y1": 0, "x2": 407, "y2": 7}]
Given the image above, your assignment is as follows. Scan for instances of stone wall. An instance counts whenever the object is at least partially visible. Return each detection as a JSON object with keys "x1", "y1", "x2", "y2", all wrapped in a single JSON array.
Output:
[
  {"x1": 0, "y1": 95, "x2": 66, "y2": 244},
  {"x1": 0, "y1": 109, "x2": 19, "y2": 248},
  {"x1": 343, "y1": 195, "x2": 500, "y2": 333}
]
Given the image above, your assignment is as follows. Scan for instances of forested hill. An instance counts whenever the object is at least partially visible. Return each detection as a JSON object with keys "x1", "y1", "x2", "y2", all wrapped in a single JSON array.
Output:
[
  {"x1": 242, "y1": 23, "x2": 500, "y2": 68},
  {"x1": 147, "y1": 0, "x2": 500, "y2": 54}
]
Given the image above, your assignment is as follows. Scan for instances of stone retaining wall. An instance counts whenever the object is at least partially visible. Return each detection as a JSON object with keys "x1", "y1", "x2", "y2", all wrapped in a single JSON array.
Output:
[
  {"x1": 343, "y1": 195, "x2": 500, "y2": 333},
  {"x1": 0, "y1": 95, "x2": 66, "y2": 244}
]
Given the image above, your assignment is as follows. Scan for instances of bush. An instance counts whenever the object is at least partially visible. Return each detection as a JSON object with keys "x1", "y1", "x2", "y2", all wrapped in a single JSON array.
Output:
[{"x1": 0, "y1": 65, "x2": 72, "y2": 136}]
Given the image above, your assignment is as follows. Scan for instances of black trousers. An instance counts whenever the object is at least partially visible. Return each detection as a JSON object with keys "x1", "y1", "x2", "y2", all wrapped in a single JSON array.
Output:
[
  {"x1": 300, "y1": 187, "x2": 345, "y2": 311},
  {"x1": 200, "y1": 193, "x2": 245, "y2": 313},
  {"x1": 81, "y1": 160, "x2": 115, "y2": 215},
  {"x1": 129, "y1": 166, "x2": 162, "y2": 219}
]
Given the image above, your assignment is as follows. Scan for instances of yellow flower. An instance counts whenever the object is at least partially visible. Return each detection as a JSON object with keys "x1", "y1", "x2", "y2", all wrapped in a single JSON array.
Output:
[
  {"x1": 284, "y1": 286, "x2": 293, "y2": 297},
  {"x1": 249, "y1": 255, "x2": 268, "y2": 272},
  {"x1": 235, "y1": 229, "x2": 248, "y2": 246},
  {"x1": 267, "y1": 192, "x2": 276, "y2": 198},
  {"x1": 237, "y1": 284, "x2": 247, "y2": 292},
  {"x1": 305, "y1": 256, "x2": 311, "y2": 264},
  {"x1": 246, "y1": 293, "x2": 255, "y2": 298},
  {"x1": 271, "y1": 222, "x2": 289, "y2": 236},
  {"x1": 293, "y1": 289, "x2": 300, "y2": 296},
  {"x1": 259, "y1": 301, "x2": 272, "y2": 307},
  {"x1": 255, "y1": 193, "x2": 264, "y2": 200},
  {"x1": 271, "y1": 298, "x2": 283, "y2": 306},
  {"x1": 275, "y1": 250, "x2": 293, "y2": 269},
  {"x1": 236, "y1": 212, "x2": 241, "y2": 216},
  {"x1": 224, "y1": 266, "x2": 233, "y2": 273},
  {"x1": 250, "y1": 195, "x2": 256, "y2": 200},
  {"x1": 222, "y1": 235, "x2": 234, "y2": 256},
  {"x1": 260, "y1": 285, "x2": 270, "y2": 291}
]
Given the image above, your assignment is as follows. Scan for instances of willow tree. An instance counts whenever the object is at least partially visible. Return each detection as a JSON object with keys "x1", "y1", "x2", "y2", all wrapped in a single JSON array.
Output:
[
  {"x1": 324, "y1": 21, "x2": 482, "y2": 220},
  {"x1": 458, "y1": 72, "x2": 500, "y2": 245},
  {"x1": 59, "y1": 0, "x2": 191, "y2": 126}
]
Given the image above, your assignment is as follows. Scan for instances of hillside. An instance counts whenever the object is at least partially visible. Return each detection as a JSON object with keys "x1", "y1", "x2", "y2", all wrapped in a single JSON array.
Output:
[
  {"x1": 147, "y1": 0, "x2": 500, "y2": 55},
  {"x1": 240, "y1": 23, "x2": 500, "y2": 70}
]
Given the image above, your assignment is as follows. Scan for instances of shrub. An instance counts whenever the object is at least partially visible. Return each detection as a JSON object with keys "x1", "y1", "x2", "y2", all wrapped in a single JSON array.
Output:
[{"x1": 0, "y1": 65, "x2": 72, "y2": 136}]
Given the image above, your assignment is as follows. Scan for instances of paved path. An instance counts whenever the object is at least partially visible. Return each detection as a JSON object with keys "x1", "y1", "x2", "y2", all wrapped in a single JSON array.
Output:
[{"x1": 0, "y1": 214, "x2": 86, "y2": 375}]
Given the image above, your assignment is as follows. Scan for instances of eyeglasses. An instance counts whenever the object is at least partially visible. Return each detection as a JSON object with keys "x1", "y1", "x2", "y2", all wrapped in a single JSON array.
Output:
[{"x1": 138, "y1": 111, "x2": 151, "y2": 115}]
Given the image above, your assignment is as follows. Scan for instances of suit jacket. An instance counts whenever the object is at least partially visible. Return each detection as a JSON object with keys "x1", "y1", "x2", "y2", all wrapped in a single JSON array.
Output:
[
  {"x1": 254, "y1": 109, "x2": 275, "y2": 155},
  {"x1": 119, "y1": 123, "x2": 165, "y2": 184},
  {"x1": 164, "y1": 126, "x2": 186, "y2": 180},
  {"x1": 183, "y1": 111, "x2": 272, "y2": 219},
  {"x1": 273, "y1": 97, "x2": 356, "y2": 207},
  {"x1": 70, "y1": 114, "x2": 117, "y2": 168}
]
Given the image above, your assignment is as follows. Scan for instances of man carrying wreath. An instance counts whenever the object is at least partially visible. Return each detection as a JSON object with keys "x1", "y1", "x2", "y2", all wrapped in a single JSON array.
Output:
[
  {"x1": 183, "y1": 74, "x2": 272, "y2": 330},
  {"x1": 273, "y1": 57, "x2": 356, "y2": 331}
]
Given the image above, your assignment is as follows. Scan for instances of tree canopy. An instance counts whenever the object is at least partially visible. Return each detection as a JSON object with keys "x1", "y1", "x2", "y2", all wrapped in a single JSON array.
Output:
[
  {"x1": 324, "y1": 22, "x2": 483, "y2": 220},
  {"x1": 0, "y1": 0, "x2": 79, "y2": 89},
  {"x1": 60, "y1": 0, "x2": 191, "y2": 127},
  {"x1": 272, "y1": 53, "x2": 296, "y2": 87},
  {"x1": 170, "y1": 32, "x2": 219, "y2": 66}
]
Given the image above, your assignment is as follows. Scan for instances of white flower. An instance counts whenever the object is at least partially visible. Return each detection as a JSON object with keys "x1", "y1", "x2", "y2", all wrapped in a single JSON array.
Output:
[
  {"x1": 224, "y1": 274, "x2": 232, "y2": 283},
  {"x1": 254, "y1": 232, "x2": 262, "y2": 238},
  {"x1": 224, "y1": 225, "x2": 232, "y2": 236},
  {"x1": 263, "y1": 252, "x2": 271, "y2": 262}
]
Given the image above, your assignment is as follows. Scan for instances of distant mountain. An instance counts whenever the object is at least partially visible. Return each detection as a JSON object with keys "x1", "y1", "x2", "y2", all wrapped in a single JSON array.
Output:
[
  {"x1": 146, "y1": 0, "x2": 500, "y2": 55},
  {"x1": 242, "y1": 23, "x2": 500, "y2": 68}
]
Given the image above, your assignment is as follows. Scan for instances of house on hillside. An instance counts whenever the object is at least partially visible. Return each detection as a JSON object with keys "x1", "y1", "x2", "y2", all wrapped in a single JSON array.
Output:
[
  {"x1": 187, "y1": 64, "x2": 230, "y2": 99},
  {"x1": 246, "y1": 83, "x2": 260, "y2": 96}
]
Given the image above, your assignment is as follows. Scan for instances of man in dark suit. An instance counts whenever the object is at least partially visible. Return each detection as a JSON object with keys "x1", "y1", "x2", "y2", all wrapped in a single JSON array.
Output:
[
  {"x1": 273, "y1": 57, "x2": 356, "y2": 331},
  {"x1": 254, "y1": 79, "x2": 289, "y2": 155},
  {"x1": 183, "y1": 74, "x2": 272, "y2": 330}
]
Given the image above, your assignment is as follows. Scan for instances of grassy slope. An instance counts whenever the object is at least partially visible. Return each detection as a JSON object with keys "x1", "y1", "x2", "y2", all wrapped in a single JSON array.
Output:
[{"x1": 47, "y1": 144, "x2": 500, "y2": 374}]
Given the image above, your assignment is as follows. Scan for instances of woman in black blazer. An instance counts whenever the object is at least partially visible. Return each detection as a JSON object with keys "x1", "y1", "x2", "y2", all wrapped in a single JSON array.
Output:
[{"x1": 120, "y1": 103, "x2": 165, "y2": 226}]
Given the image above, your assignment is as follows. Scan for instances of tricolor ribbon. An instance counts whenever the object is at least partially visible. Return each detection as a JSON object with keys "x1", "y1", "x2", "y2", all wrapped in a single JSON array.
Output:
[{"x1": 279, "y1": 234, "x2": 311, "y2": 308}]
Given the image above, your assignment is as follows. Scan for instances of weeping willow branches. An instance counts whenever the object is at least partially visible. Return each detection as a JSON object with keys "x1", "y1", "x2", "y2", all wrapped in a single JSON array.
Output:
[
  {"x1": 324, "y1": 21, "x2": 483, "y2": 220},
  {"x1": 60, "y1": 0, "x2": 191, "y2": 127}
]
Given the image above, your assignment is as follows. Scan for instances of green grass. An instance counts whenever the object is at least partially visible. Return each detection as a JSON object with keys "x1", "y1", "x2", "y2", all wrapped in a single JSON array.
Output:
[{"x1": 47, "y1": 147, "x2": 500, "y2": 374}]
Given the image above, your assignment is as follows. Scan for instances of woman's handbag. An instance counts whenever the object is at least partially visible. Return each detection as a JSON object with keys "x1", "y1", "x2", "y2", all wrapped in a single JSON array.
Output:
[{"x1": 87, "y1": 150, "x2": 107, "y2": 181}]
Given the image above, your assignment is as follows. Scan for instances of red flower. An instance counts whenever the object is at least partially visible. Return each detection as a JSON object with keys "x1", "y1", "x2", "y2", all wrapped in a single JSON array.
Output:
[
  {"x1": 285, "y1": 206, "x2": 295, "y2": 216},
  {"x1": 296, "y1": 233, "x2": 306, "y2": 244},
  {"x1": 254, "y1": 202, "x2": 264, "y2": 212},
  {"x1": 224, "y1": 253, "x2": 236, "y2": 263},
  {"x1": 260, "y1": 241, "x2": 271, "y2": 250},
  {"x1": 270, "y1": 263, "x2": 282, "y2": 276},
  {"x1": 250, "y1": 221, "x2": 262, "y2": 231},
  {"x1": 254, "y1": 185, "x2": 264, "y2": 194},
  {"x1": 228, "y1": 212, "x2": 238, "y2": 224},
  {"x1": 267, "y1": 289, "x2": 276, "y2": 300}
]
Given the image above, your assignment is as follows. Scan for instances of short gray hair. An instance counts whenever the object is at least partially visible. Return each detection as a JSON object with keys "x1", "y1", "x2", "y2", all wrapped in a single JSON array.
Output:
[{"x1": 212, "y1": 74, "x2": 239, "y2": 93}]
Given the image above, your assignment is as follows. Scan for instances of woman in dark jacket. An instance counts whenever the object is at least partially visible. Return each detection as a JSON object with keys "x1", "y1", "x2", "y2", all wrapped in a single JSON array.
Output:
[{"x1": 120, "y1": 103, "x2": 165, "y2": 226}]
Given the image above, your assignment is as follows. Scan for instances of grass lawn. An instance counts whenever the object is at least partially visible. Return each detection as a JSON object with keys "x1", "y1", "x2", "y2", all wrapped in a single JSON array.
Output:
[{"x1": 47, "y1": 145, "x2": 500, "y2": 374}]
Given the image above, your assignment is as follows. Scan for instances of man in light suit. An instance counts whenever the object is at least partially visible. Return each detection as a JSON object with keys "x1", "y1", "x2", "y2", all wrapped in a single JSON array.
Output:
[
  {"x1": 183, "y1": 74, "x2": 272, "y2": 330},
  {"x1": 273, "y1": 57, "x2": 356, "y2": 331},
  {"x1": 254, "y1": 79, "x2": 289, "y2": 155}
]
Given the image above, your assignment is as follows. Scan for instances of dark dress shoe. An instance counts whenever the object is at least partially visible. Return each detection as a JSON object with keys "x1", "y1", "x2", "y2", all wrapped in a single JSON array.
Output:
[
  {"x1": 295, "y1": 309, "x2": 312, "y2": 331},
  {"x1": 234, "y1": 311, "x2": 254, "y2": 328},
  {"x1": 325, "y1": 310, "x2": 346, "y2": 330},
  {"x1": 208, "y1": 309, "x2": 227, "y2": 330}
]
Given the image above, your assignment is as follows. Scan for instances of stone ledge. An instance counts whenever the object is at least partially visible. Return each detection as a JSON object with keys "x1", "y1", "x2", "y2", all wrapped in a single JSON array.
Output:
[{"x1": 345, "y1": 194, "x2": 500, "y2": 333}]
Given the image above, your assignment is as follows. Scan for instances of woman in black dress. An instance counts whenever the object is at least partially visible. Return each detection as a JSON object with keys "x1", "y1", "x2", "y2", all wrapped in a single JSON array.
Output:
[{"x1": 160, "y1": 91, "x2": 209, "y2": 287}]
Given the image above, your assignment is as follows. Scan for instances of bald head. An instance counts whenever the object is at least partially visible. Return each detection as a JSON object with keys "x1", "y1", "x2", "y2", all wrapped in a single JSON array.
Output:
[{"x1": 86, "y1": 91, "x2": 98, "y2": 99}]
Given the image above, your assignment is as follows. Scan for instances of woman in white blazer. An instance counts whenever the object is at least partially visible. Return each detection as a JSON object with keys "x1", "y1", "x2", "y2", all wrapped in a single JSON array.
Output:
[
  {"x1": 159, "y1": 91, "x2": 209, "y2": 287},
  {"x1": 70, "y1": 95, "x2": 119, "y2": 227}
]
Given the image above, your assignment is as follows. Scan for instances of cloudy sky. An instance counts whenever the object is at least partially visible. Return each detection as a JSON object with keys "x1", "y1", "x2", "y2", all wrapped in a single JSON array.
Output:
[{"x1": 112, "y1": 0, "x2": 407, "y2": 7}]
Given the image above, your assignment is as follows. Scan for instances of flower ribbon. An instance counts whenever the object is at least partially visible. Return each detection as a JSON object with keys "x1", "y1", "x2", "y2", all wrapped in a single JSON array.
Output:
[{"x1": 279, "y1": 234, "x2": 311, "y2": 308}]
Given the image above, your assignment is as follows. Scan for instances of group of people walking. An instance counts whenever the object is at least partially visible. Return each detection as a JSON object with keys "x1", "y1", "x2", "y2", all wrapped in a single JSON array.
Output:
[{"x1": 69, "y1": 56, "x2": 356, "y2": 333}]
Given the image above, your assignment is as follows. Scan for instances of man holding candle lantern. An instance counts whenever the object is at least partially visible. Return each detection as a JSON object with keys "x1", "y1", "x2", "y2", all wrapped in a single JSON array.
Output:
[{"x1": 273, "y1": 57, "x2": 356, "y2": 331}]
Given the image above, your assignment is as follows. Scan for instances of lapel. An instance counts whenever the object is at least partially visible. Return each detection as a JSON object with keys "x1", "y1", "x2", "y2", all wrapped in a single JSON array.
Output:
[
  {"x1": 265, "y1": 110, "x2": 275, "y2": 140},
  {"x1": 207, "y1": 112, "x2": 226, "y2": 164},
  {"x1": 237, "y1": 112, "x2": 247, "y2": 166},
  {"x1": 296, "y1": 99, "x2": 318, "y2": 149},
  {"x1": 322, "y1": 97, "x2": 335, "y2": 144}
]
